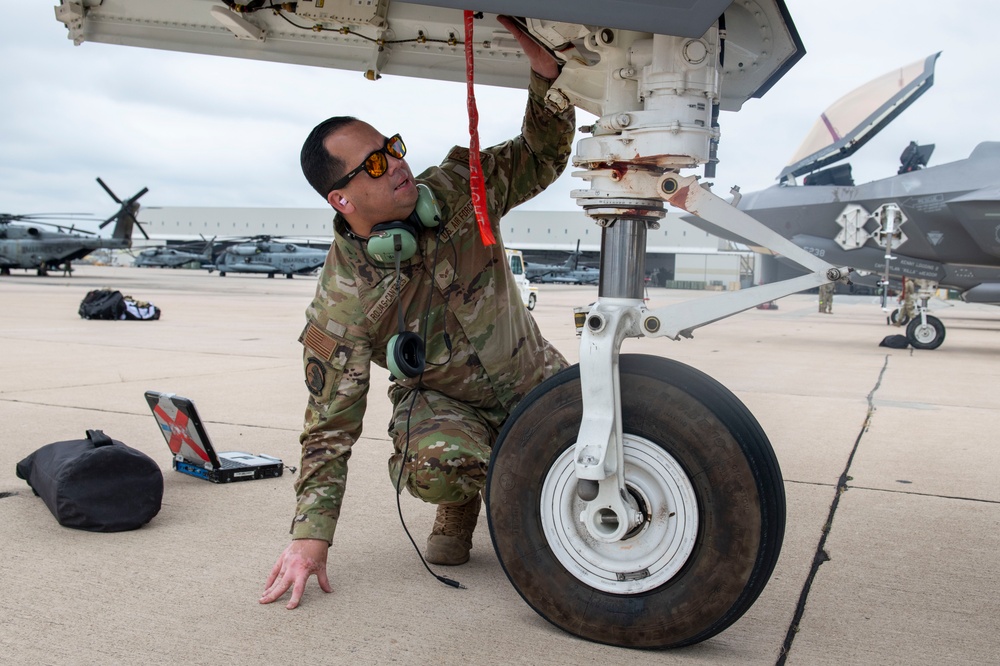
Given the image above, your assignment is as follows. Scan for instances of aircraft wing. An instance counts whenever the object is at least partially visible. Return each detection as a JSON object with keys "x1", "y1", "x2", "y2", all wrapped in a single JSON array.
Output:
[
  {"x1": 777, "y1": 52, "x2": 940, "y2": 181},
  {"x1": 55, "y1": 1, "x2": 802, "y2": 111}
]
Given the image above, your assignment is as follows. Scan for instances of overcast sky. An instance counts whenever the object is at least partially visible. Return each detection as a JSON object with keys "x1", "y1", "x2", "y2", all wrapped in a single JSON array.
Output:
[{"x1": 1, "y1": 1, "x2": 996, "y2": 233}]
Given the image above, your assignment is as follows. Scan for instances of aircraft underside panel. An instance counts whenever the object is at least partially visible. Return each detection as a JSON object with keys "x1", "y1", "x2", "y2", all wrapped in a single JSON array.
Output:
[{"x1": 54, "y1": 0, "x2": 803, "y2": 112}]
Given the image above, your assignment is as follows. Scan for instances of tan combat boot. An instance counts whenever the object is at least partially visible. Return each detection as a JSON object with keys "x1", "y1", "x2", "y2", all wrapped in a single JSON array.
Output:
[{"x1": 425, "y1": 494, "x2": 482, "y2": 566}]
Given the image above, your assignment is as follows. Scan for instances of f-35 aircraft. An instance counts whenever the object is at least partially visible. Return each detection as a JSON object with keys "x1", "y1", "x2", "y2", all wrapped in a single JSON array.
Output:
[
  {"x1": 687, "y1": 52, "x2": 1000, "y2": 349},
  {"x1": 0, "y1": 178, "x2": 149, "y2": 276},
  {"x1": 211, "y1": 236, "x2": 327, "y2": 278}
]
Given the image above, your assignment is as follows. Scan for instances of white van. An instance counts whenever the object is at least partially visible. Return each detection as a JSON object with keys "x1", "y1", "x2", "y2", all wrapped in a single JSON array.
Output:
[{"x1": 506, "y1": 249, "x2": 538, "y2": 311}]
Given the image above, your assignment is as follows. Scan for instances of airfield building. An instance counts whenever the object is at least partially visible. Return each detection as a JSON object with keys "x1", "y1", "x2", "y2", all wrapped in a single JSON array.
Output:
[{"x1": 136, "y1": 206, "x2": 752, "y2": 289}]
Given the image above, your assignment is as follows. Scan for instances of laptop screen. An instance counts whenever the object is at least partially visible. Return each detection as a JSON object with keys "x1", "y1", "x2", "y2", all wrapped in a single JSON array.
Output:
[{"x1": 144, "y1": 391, "x2": 222, "y2": 468}]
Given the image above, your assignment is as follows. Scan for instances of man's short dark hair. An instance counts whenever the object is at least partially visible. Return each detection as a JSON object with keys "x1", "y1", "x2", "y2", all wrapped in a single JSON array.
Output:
[{"x1": 300, "y1": 116, "x2": 359, "y2": 199}]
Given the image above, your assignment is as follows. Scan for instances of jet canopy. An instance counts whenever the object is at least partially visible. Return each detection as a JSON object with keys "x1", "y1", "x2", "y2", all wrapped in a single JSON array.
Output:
[{"x1": 778, "y1": 52, "x2": 940, "y2": 182}]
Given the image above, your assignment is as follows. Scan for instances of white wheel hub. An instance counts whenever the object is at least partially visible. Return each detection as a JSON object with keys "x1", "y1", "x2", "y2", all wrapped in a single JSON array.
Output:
[
  {"x1": 540, "y1": 434, "x2": 699, "y2": 594},
  {"x1": 912, "y1": 322, "x2": 937, "y2": 344}
]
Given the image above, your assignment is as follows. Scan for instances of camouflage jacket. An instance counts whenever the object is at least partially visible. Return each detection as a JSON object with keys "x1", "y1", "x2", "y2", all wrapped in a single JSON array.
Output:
[{"x1": 292, "y1": 72, "x2": 576, "y2": 542}]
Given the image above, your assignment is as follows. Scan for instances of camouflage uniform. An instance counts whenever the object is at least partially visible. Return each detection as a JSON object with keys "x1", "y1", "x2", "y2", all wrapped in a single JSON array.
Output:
[
  {"x1": 291, "y1": 72, "x2": 576, "y2": 543},
  {"x1": 897, "y1": 278, "x2": 917, "y2": 324},
  {"x1": 818, "y1": 283, "x2": 833, "y2": 313}
]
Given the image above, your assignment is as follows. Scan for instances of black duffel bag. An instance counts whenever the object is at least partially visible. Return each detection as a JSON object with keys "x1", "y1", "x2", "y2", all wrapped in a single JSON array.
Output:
[
  {"x1": 16, "y1": 430, "x2": 164, "y2": 532},
  {"x1": 78, "y1": 289, "x2": 127, "y2": 320}
]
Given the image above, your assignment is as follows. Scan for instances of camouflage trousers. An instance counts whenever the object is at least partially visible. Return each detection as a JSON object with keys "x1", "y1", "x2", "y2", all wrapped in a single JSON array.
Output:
[{"x1": 386, "y1": 385, "x2": 507, "y2": 506}]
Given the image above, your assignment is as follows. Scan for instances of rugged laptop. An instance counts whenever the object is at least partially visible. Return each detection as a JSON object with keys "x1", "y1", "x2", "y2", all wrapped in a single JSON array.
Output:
[{"x1": 144, "y1": 390, "x2": 283, "y2": 483}]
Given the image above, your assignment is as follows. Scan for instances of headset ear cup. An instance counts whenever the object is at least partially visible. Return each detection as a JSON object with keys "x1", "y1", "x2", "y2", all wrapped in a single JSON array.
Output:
[
  {"x1": 387, "y1": 331, "x2": 425, "y2": 378},
  {"x1": 414, "y1": 183, "x2": 442, "y2": 228},
  {"x1": 367, "y1": 222, "x2": 418, "y2": 264}
]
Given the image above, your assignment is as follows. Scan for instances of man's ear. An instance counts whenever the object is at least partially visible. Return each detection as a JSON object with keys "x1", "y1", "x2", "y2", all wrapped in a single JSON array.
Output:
[{"x1": 328, "y1": 190, "x2": 353, "y2": 214}]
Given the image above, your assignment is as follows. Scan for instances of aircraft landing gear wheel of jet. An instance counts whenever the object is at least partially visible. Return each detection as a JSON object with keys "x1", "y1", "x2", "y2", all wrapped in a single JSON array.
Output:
[
  {"x1": 906, "y1": 315, "x2": 945, "y2": 349},
  {"x1": 888, "y1": 308, "x2": 910, "y2": 326},
  {"x1": 527, "y1": 292, "x2": 537, "y2": 311},
  {"x1": 486, "y1": 354, "x2": 785, "y2": 649}
]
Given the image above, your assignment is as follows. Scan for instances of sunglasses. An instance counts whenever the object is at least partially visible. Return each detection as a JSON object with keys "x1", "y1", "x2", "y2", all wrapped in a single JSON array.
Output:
[{"x1": 329, "y1": 134, "x2": 406, "y2": 192}]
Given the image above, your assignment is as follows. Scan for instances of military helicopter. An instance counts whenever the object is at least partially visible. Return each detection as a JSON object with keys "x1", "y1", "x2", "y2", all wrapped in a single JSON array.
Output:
[
  {"x1": 0, "y1": 178, "x2": 149, "y2": 276},
  {"x1": 211, "y1": 236, "x2": 327, "y2": 278},
  {"x1": 134, "y1": 237, "x2": 215, "y2": 269},
  {"x1": 524, "y1": 240, "x2": 585, "y2": 283},
  {"x1": 686, "y1": 52, "x2": 1000, "y2": 349}
]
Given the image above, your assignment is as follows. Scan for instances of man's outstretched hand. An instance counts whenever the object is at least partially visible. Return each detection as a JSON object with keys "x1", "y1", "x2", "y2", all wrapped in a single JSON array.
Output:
[
  {"x1": 496, "y1": 15, "x2": 560, "y2": 80},
  {"x1": 260, "y1": 538, "x2": 332, "y2": 610}
]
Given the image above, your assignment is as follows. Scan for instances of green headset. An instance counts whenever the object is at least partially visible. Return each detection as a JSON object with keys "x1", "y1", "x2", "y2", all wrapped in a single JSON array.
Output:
[
  {"x1": 366, "y1": 183, "x2": 443, "y2": 379},
  {"x1": 366, "y1": 183, "x2": 441, "y2": 264}
]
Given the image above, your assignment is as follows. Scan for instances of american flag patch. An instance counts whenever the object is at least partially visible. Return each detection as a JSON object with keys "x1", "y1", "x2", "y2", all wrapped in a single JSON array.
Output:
[{"x1": 299, "y1": 323, "x2": 337, "y2": 361}]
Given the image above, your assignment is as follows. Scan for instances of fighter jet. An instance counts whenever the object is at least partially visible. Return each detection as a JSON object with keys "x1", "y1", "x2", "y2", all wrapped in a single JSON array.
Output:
[{"x1": 685, "y1": 52, "x2": 1000, "y2": 349}]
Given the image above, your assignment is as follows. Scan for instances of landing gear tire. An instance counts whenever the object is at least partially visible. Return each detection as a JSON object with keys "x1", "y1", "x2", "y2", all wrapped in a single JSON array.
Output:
[
  {"x1": 888, "y1": 308, "x2": 910, "y2": 326},
  {"x1": 486, "y1": 354, "x2": 785, "y2": 649},
  {"x1": 906, "y1": 315, "x2": 945, "y2": 349}
]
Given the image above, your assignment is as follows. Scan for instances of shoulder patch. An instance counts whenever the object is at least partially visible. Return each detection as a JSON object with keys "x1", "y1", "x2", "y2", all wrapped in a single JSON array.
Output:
[
  {"x1": 300, "y1": 322, "x2": 337, "y2": 361},
  {"x1": 304, "y1": 357, "x2": 326, "y2": 396}
]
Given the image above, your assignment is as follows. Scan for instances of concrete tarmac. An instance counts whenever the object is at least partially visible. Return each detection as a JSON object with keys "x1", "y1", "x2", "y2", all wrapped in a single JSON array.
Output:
[{"x1": 1, "y1": 266, "x2": 998, "y2": 665}]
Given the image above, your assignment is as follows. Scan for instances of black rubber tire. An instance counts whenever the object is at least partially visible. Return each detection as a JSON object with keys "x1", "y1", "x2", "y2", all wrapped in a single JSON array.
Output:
[
  {"x1": 888, "y1": 308, "x2": 910, "y2": 326},
  {"x1": 906, "y1": 314, "x2": 945, "y2": 349},
  {"x1": 486, "y1": 354, "x2": 785, "y2": 649},
  {"x1": 527, "y1": 292, "x2": 537, "y2": 311}
]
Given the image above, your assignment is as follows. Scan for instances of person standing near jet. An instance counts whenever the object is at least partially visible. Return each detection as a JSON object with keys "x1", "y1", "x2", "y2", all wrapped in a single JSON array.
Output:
[
  {"x1": 818, "y1": 282, "x2": 834, "y2": 314},
  {"x1": 259, "y1": 16, "x2": 575, "y2": 610},
  {"x1": 897, "y1": 277, "x2": 917, "y2": 325}
]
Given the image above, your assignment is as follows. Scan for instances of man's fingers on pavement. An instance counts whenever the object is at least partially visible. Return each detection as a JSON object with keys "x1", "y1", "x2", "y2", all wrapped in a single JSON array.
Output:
[
  {"x1": 317, "y1": 568, "x2": 333, "y2": 593},
  {"x1": 259, "y1": 572, "x2": 291, "y2": 604},
  {"x1": 264, "y1": 558, "x2": 283, "y2": 589},
  {"x1": 286, "y1": 576, "x2": 307, "y2": 610}
]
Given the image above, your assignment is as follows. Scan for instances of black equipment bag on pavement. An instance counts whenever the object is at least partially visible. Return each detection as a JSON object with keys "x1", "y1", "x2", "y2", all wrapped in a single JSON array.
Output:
[
  {"x1": 879, "y1": 334, "x2": 910, "y2": 349},
  {"x1": 78, "y1": 289, "x2": 161, "y2": 320},
  {"x1": 78, "y1": 289, "x2": 127, "y2": 320},
  {"x1": 15, "y1": 430, "x2": 164, "y2": 532}
]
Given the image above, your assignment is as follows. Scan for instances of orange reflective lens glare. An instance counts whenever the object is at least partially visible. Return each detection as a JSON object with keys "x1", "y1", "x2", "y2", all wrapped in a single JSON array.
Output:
[{"x1": 329, "y1": 134, "x2": 405, "y2": 192}]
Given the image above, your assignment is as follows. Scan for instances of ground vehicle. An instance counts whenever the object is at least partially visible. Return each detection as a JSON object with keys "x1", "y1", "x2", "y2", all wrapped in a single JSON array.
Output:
[{"x1": 506, "y1": 248, "x2": 537, "y2": 310}]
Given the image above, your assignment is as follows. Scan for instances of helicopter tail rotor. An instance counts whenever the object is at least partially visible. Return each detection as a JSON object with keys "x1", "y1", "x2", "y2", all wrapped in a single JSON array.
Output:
[{"x1": 96, "y1": 178, "x2": 150, "y2": 241}]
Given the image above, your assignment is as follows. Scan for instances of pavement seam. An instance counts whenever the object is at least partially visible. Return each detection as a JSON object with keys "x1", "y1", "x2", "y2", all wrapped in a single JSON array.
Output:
[
  {"x1": 0, "y1": 398, "x2": 300, "y2": 432},
  {"x1": 775, "y1": 354, "x2": 890, "y2": 665},
  {"x1": 844, "y1": 485, "x2": 1000, "y2": 505}
]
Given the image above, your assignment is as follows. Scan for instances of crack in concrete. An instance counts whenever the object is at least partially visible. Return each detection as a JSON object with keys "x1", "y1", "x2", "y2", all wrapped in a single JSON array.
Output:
[{"x1": 776, "y1": 354, "x2": 890, "y2": 665}]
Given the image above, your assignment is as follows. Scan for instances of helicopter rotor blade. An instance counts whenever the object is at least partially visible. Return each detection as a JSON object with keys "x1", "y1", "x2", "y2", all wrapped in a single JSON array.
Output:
[
  {"x1": 126, "y1": 187, "x2": 150, "y2": 206},
  {"x1": 96, "y1": 177, "x2": 122, "y2": 204}
]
